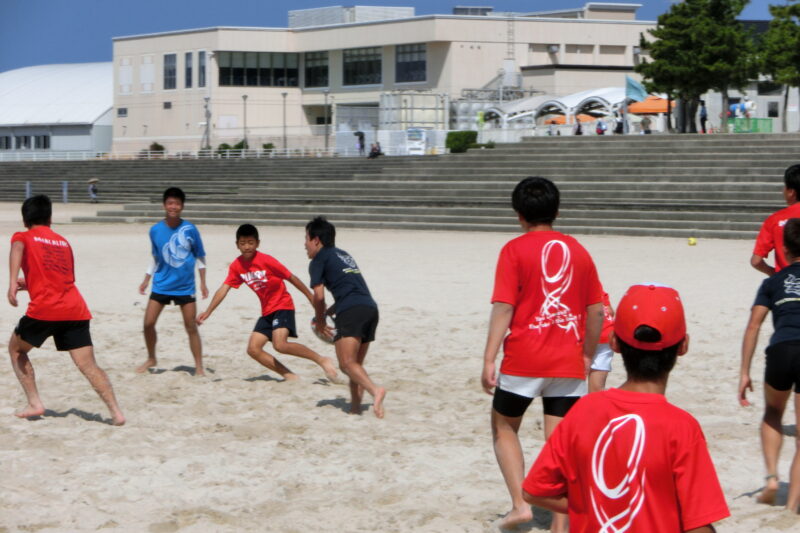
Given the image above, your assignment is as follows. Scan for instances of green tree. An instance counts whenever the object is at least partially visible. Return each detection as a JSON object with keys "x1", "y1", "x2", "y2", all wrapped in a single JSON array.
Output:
[{"x1": 760, "y1": 2, "x2": 800, "y2": 132}]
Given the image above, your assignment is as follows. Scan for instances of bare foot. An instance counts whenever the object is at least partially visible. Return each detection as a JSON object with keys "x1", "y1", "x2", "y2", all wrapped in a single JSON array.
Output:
[
  {"x1": 136, "y1": 358, "x2": 157, "y2": 373},
  {"x1": 195, "y1": 367, "x2": 206, "y2": 377},
  {"x1": 373, "y1": 387, "x2": 386, "y2": 419},
  {"x1": 758, "y1": 476, "x2": 779, "y2": 505},
  {"x1": 282, "y1": 373, "x2": 300, "y2": 381},
  {"x1": 321, "y1": 357, "x2": 344, "y2": 384},
  {"x1": 499, "y1": 506, "x2": 533, "y2": 530},
  {"x1": 111, "y1": 413, "x2": 126, "y2": 426},
  {"x1": 15, "y1": 404, "x2": 45, "y2": 419},
  {"x1": 349, "y1": 404, "x2": 363, "y2": 415}
]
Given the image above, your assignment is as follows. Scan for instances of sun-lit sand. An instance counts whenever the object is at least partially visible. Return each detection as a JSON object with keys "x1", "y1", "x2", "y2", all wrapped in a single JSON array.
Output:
[{"x1": 0, "y1": 202, "x2": 796, "y2": 531}]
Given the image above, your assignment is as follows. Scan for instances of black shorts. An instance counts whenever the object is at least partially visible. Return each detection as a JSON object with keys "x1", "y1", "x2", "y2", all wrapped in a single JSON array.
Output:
[
  {"x1": 253, "y1": 310, "x2": 297, "y2": 340},
  {"x1": 765, "y1": 341, "x2": 800, "y2": 393},
  {"x1": 150, "y1": 292, "x2": 196, "y2": 306},
  {"x1": 334, "y1": 305, "x2": 379, "y2": 343},
  {"x1": 492, "y1": 388, "x2": 580, "y2": 418},
  {"x1": 15, "y1": 316, "x2": 92, "y2": 351}
]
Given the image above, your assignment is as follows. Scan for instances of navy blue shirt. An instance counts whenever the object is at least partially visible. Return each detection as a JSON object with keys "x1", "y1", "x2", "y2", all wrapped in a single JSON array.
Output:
[
  {"x1": 309, "y1": 246, "x2": 376, "y2": 314},
  {"x1": 754, "y1": 262, "x2": 800, "y2": 347}
]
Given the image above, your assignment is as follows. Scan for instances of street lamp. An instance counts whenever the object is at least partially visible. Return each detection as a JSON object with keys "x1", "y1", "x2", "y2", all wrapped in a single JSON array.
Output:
[
  {"x1": 323, "y1": 89, "x2": 330, "y2": 151},
  {"x1": 281, "y1": 92, "x2": 288, "y2": 151},
  {"x1": 241, "y1": 94, "x2": 248, "y2": 148},
  {"x1": 202, "y1": 97, "x2": 211, "y2": 150}
]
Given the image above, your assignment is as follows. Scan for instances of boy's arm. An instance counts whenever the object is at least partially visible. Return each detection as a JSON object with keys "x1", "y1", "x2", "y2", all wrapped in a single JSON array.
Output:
[
  {"x1": 287, "y1": 274, "x2": 314, "y2": 305},
  {"x1": 197, "y1": 257, "x2": 208, "y2": 299},
  {"x1": 7, "y1": 241, "x2": 24, "y2": 307},
  {"x1": 739, "y1": 305, "x2": 769, "y2": 406},
  {"x1": 310, "y1": 284, "x2": 333, "y2": 336},
  {"x1": 685, "y1": 526, "x2": 716, "y2": 533},
  {"x1": 583, "y1": 302, "x2": 604, "y2": 376},
  {"x1": 196, "y1": 284, "x2": 231, "y2": 324},
  {"x1": 750, "y1": 254, "x2": 775, "y2": 276},
  {"x1": 482, "y1": 302, "x2": 514, "y2": 395},
  {"x1": 139, "y1": 256, "x2": 156, "y2": 295},
  {"x1": 522, "y1": 492, "x2": 568, "y2": 514}
]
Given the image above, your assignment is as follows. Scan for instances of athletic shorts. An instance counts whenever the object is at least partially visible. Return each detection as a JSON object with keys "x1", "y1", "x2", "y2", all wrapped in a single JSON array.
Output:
[
  {"x1": 253, "y1": 309, "x2": 297, "y2": 341},
  {"x1": 15, "y1": 315, "x2": 92, "y2": 351},
  {"x1": 150, "y1": 292, "x2": 195, "y2": 306},
  {"x1": 591, "y1": 343, "x2": 613, "y2": 372},
  {"x1": 334, "y1": 305, "x2": 379, "y2": 343},
  {"x1": 493, "y1": 374, "x2": 587, "y2": 418},
  {"x1": 765, "y1": 340, "x2": 800, "y2": 393}
]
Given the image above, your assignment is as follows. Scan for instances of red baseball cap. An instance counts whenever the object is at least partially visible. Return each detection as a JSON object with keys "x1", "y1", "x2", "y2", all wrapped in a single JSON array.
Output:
[{"x1": 614, "y1": 284, "x2": 686, "y2": 350}]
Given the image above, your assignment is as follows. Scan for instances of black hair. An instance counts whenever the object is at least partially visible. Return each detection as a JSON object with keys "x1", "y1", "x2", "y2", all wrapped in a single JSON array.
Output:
[
  {"x1": 236, "y1": 223, "x2": 259, "y2": 241},
  {"x1": 21, "y1": 195, "x2": 52, "y2": 227},
  {"x1": 618, "y1": 325, "x2": 681, "y2": 382},
  {"x1": 306, "y1": 216, "x2": 336, "y2": 247},
  {"x1": 163, "y1": 187, "x2": 186, "y2": 204},
  {"x1": 784, "y1": 165, "x2": 800, "y2": 195},
  {"x1": 511, "y1": 177, "x2": 560, "y2": 225},
  {"x1": 784, "y1": 218, "x2": 800, "y2": 259}
]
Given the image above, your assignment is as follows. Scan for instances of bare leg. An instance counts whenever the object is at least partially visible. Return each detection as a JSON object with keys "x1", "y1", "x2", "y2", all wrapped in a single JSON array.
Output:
[
  {"x1": 491, "y1": 409, "x2": 532, "y2": 528},
  {"x1": 348, "y1": 344, "x2": 369, "y2": 414},
  {"x1": 787, "y1": 393, "x2": 800, "y2": 512},
  {"x1": 335, "y1": 338, "x2": 385, "y2": 418},
  {"x1": 138, "y1": 298, "x2": 165, "y2": 372},
  {"x1": 179, "y1": 302, "x2": 204, "y2": 376},
  {"x1": 271, "y1": 329, "x2": 339, "y2": 382},
  {"x1": 588, "y1": 370, "x2": 608, "y2": 393},
  {"x1": 8, "y1": 333, "x2": 45, "y2": 418},
  {"x1": 759, "y1": 383, "x2": 791, "y2": 504},
  {"x1": 544, "y1": 414, "x2": 568, "y2": 533},
  {"x1": 246, "y1": 332, "x2": 297, "y2": 380},
  {"x1": 70, "y1": 346, "x2": 125, "y2": 426}
]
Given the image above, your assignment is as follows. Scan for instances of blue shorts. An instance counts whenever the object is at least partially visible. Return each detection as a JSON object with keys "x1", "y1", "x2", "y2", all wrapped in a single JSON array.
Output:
[{"x1": 253, "y1": 310, "x2": 297, "y2": 340}]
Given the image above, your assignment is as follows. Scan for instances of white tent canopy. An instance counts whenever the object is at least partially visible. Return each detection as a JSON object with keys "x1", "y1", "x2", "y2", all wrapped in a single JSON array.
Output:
[{"x1": 490, "y1": 86, "x2": 629, "y2": 125}]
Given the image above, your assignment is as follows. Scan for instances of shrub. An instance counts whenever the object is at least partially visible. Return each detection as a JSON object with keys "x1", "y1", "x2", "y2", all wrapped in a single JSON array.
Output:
[
  {"x1": 149, "y1": 142, "x2": 165, "y2": 152},
  {"x1": 446, "y1": 131, "x2": 478, "y2": 153},
  {"x1": 262, "y1": 143, "x2": 275, "y2": 151},
  {"x1": 233, "y1": 139, "x2": 248, "y2": 150}
]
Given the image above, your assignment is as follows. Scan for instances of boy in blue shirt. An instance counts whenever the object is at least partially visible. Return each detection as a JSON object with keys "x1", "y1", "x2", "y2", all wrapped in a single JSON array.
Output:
[
  {"x1": 305, "y1": 217, "x2": 386, "y2": 418},
  {"x1": 137, "y1": 187, "x2": 208, "y2": 376}
]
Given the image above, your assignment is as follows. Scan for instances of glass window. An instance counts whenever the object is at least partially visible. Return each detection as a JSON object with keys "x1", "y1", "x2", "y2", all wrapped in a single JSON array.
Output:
[
  {"x1": 768, "y1": 101, "x2": 779, "y2": 118},
  {"x1": 15, "y1": 136, "x2": 31, "y2": 149},
  {"x1": 304, "y1": 51, "x2": 329, "y2": 88},
  {"x1": 0, "y1": 136, "x2": 12, "y2": 150},
  {"x1": 198, "y1": 51, "x2": 206, "y2": 87},
  {"x1": 164, "y1": 53, "x2": 176, "y2": 90},
  {"x1": 396, "y1": 44, "x2": 426, "y2": 83},
  {"x1": 344, "y1": 47, "x2": 382, "y2": 85},
  {"x1": 232, "y1": 52, "x2": 245, "y2": 86},
  {"x1": 117, "y1": 108, "x2": 128, "y2": 117},
  {"x1": 34, "y1": 135, "x2": 50, "y2": 149},
  {"x1": 286, "y1": 53, "x2": 299, "y2": 87},
  {"x1": 218, "y1": 51, "x2": 231, "y2": 86},
  {"x1": 163, "y1": 101, "x2": 172, "y2": 109},
  {"x1": 246, "y1": 52, "x2": 258, "y2": 86},
  {"x1": 216, "y1": 51, "x2": 300, "y2": 87},
  {"x1": 258, "y1": 52, "x2": 272, "y2": 86},
  {"x1": 273, "y1": 53, "x2": 286, "y2": 86},
  {"x1": 185, "y1": 52, "x2": 193, "y2": 88}
]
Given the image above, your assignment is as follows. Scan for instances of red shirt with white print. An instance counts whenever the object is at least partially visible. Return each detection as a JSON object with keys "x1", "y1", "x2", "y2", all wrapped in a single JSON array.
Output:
[
  {"x1": 753, "y1": 203, "x2": 800, "y2": 272},
  {"x1": 224, "y1": 251, "x2": 294, "y2": 316}
]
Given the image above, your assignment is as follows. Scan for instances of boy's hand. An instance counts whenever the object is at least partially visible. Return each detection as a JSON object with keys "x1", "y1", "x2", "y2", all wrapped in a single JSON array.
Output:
[
  {"x1": 481, "y1": 361, "x2": 497, "y2": 395},
  {"x1": 738, "y1": 374, "x2": 753, "y2": 407},
  {"x1": 7, "y1": 283, "x2": 18, "y2": 307},
  {"x1": 138, "y1": 280, "x2": 149, "y2": 295},
  {"x1": 196, "y1": 311, "x2": 209, "y2": 325},
  {"x1": 201, "y1": 283, "x2": 209, "y2": 299},
  {"x1": 16, "y1": 278, "x2": 26, "y2": 291}
]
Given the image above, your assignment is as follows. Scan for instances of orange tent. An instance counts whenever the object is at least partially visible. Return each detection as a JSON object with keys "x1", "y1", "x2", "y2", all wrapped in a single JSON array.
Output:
[
  {"x1": 628, "y1": 95, "x2": 675, "y2": 114},
  {"x1": 544, "y1": 113, "x2": 596, "y2": 125}
]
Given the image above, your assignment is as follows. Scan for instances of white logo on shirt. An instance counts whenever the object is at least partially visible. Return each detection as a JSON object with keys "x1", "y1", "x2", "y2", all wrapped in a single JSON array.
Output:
[
  {"x1": 529, "y1": 240, "x2": 580, "y2": 339},
  {"x1": 591, "y1": 414, "x2": 647, "y2": 533},
  {"x1": 337, "y1": 252, "x2": 361, "y2": 274},
  {"x1": 785, "y1": 274, "x2": 800, "y2": 296},
  {"x1": 240, "y1": 270, "x2": 268, "y2": 291},
  {"x1": 162, "y1": 225, "x2": 195, "y2": 268}
]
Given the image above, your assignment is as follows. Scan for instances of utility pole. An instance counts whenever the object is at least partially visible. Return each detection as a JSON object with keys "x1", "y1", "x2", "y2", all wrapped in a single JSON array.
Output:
[
  {"x1": 242, "y1": 94, "x2": 248, "y2": 148},
  {"x1": 282, "y1": 92, "x2": 288, "y2": 151}
]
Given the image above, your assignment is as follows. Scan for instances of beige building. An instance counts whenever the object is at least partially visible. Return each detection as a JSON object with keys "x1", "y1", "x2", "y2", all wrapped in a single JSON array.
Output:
[{"x1": 111, "y1": 3, "x2": 655, "y2": 153}]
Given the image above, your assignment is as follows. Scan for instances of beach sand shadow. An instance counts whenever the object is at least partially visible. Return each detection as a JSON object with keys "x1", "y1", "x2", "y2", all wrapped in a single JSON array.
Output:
[
  {"x1": 489, "y1": 506, "x2": 552, "y2": 532},
  {"x1": 737, "y1": 481, "x2": 790, "y2": 507},
  {"x1": 316, "y1": 397, "x2": 373, "y2": 415},
  {"x1": 42, "y1": 408, "x2": 114, "y2": 425},
  {"x1": 244, "y1": 374, "x2": 284, "y2": 383},
  {"x1": 783, "y1": 424, "x2": 797, "y2": 437},
  {"x1": 147, "y1": 365, "x2": 213, "y2": 376}
]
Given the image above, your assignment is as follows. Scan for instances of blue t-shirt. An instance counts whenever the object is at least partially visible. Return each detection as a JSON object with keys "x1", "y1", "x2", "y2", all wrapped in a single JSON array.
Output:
[
  {"x1": 149, "y1": 219, "x2": 206, "y2": 296},
  {"x1": 309, "y1": 246, "x2": 376, "y2": 313},
  {"x1": 754, "y1": 262, "x2": 800, "y2": 347}
]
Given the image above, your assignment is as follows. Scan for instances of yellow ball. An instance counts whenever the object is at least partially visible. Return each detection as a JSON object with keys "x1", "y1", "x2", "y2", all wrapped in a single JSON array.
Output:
[{"x1": 688, "y1": 237, "x2": 697, "y2": 246}]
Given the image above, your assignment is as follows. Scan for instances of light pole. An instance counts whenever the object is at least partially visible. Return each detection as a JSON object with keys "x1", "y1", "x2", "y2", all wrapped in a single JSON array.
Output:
[
  {"x1": 202, "y1": 97, "x2": 211, "y2": 151},
  {"x1": 281, "y1": 92, "x2": 288, "y2": 151},
  {"x1": 323, "y1": 89, "x2": 330, "y2": 151},
  {"x1": 241, "y1": 94, "x2": 248, "y2": 148}
]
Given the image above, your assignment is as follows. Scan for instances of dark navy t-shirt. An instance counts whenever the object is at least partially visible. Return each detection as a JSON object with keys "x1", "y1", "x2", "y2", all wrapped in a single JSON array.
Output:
[
  {"x1": 754, "y1": 262, "x2": 800, "y2": 347},
  {"x1": 309, "y1": 246, "x2": 377, "y2": 313}
]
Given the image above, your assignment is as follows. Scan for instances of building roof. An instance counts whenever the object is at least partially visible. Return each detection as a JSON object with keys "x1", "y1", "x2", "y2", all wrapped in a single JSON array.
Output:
[{"x1": 0, "y1": 62, "x2": 112, "y2": 127}]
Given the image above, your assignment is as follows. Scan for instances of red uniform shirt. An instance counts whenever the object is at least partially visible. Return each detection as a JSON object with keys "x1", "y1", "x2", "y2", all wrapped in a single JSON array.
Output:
[
  {"x1": 224, "y1": 251, "x2": 295, "y2": 316},
  {"x1": 524, "y1": 389, "x2": 730, "y2": 533},
  {"x1": 492, "y1": 231, "x2": 603, "y2": 379},
  {"x1": 11, "y1": 226, "x2": 91, "y2": 321},
  {"x1": 753, "y1": 203, "x2": 800, "y2": 272},
  {"x1": 599, "y1": 292, "x2": 614, "y2": 344}
]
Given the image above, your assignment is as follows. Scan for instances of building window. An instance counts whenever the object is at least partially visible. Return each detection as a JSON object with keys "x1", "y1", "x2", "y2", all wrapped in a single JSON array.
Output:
[
  {"x1": 164, "y1": 53, "x2": 177, "y2": 90},
  {"x1": 396, "y1": 44, "x2": 426, "y2": 83},
  {"x1": 217, "y1": 51, "x2": 300, "y2": 87},
  {"x1": 0, "y1": 136, "x2": 11, "y2": 150},
  {"x1": 758, "y1": 81, "x2": 783, "y2": 96},
  {"x1": 163, "y1": 101, "x2": 172, "y2": 109},
  {"x1": 185, "y1": 52, "x2": 193, "y2": 88},
  {"x1": 117, "y1": 108, "x2": 128, "y2": 117},
  {"x1": 343, "y1": 47, "x2": 382, "y2": 85},
  {"x1": 198, "y1": 51, "x2": 206, "y2": 87},
  {"x1": 305, "y1": 51, "x2": 329, "y2": 88},
  {"x1": 15, "y1": 136, "x2": 31, "y2": 149},
  {"x1": 768, "y1": 101, "x2": 779, "y2": 118},
  {"x1": 34, "y1": 135, "x2": 50, "y2": 150}
]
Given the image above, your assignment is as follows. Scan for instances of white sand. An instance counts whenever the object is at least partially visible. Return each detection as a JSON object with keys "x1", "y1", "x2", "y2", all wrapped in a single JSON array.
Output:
[{"x1": 0, "y1": 202, "x2": 796, "y2": 531}]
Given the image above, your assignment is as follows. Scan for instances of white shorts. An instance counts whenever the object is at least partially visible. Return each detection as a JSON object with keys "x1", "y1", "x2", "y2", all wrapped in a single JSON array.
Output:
[
  {"x1": 590, "y1": 343, "x2": 613, "y2": 372},
  {"x1": 497, "y1": 373, "x2": 587, "y2": 399}
]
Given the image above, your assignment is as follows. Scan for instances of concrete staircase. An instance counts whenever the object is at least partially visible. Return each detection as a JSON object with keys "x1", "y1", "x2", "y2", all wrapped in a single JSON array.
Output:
[{"x1": 1, "y1": 133, "x2": 798, "y2": 238}]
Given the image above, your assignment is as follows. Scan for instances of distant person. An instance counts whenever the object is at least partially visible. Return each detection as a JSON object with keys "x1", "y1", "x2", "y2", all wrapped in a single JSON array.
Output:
[
  {"x1": 699, "y1": 100, "x2": 708, "y2": 134},
  {"x1": 523, "y1": 284, "x2": 730, "y2": 531},
  {"x1": 197, "y1": 224, "x2": 339, "y2": 382},
  {"x1": 7, "y1": 195, "x2": 125, "y2": 425},
  {"x1": 368, "y1": 143, "x2": 381, "y2": 159},
  {"x1": 356, "y1": 132, "x2": 365, "y2": 156},
  {"x1": 573, "y1": 118, "x2": 583, "y2": 136},
  {"x1": 641, "y1": 116, "x2": 652, "y2": 134},
  {"x1": 137, "y1": 187, "x2": 208, "y2": 376},
  {"x1": 88, "y1": 183, "x2": 98, "y2": 203},
  {"x1": 614, "y1": 114, "x2": 624, "y2": 135},
  {"x1": 752, "y1": 164, "x2": 800, "y2": 275},
  {"x1": 595, "y1": 120, "x2": 607, "y2": 135}
]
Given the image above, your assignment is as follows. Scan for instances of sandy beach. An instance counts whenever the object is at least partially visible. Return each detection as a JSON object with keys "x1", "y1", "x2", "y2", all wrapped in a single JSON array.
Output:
[{"x1": 0, "y1": 202, "x2": 796, "y2": 532}]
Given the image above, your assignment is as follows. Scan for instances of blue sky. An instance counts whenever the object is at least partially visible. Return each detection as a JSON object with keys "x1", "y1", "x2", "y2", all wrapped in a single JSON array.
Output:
[{"x1": 0, "y1": 0, "x2": 776, "y2": 73}]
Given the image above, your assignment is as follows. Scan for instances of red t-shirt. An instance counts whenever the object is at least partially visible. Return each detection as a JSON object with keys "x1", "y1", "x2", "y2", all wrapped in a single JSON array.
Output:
[
  {"x1": 753, "y1": 203, "x2": 800, "y2": 272},
  {"x1": 523, "y1": 389, "x2": 730, "y2": 532},
  {"x1": 11, "y1": 226, "x2": 91, "y2": 321},
  {"x1": 492, "y1": 231, "x2": 603, "y2": 379},
  {"x1": 224, "y1": 251, "x2": 295, "y2": 316},
  {"x1": 599, "y1": 292, "x2": 614, "y2": 344}
]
